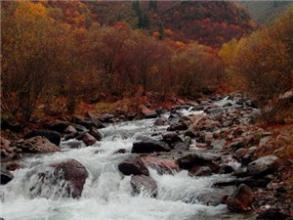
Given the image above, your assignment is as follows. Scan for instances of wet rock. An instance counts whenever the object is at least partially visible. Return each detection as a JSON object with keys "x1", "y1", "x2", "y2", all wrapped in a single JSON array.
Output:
[
  {"x1": 0, "y1": 168, "x2": 13, "y2": 184},
  {"x1": 47, "y1": 120, "x2": 70, "y2": 133},
  {"x1": 65, "y1": 140, "x2": 82, "y2": 149},
  {"x1": 113, "y1": 148, "x2": 127, "y2": 154},
  {"x1": 118, "y1": 157, "x2": 149, "y2": 176},
  {"x1": 130, "y1": 175, "x2": 157, "y2": 197},
  {"x1": 247, "y1": 155, "x2": 279, "y2": 176},
  {"x1": 1, "y1": 118, "x2": 23, "y2": 132},
  {"x1": 177, "y1": 152, "x2": 220, "y2": 170},
  {"x1": 173, "y1": 142, "x2": 189, "y2": 151},
  {"x1": 51, "y1": 159, "x2": 88, "y2": 198},
  {"x1": 167, "y1": 121, "x2": 188, "y2": 131},
  {"x1": 256, "y1": 208, "x2": 290, "y2": 220},
  {"x1": 31, "y1": 159, "x2": 88, "y2": 198},
  {"x1": 64, "y1": 125, "x2": 77, "y2": 134},
  {"x1": 162, "y1": 132, "x2": 183, "y2": 145},
  {"x1": 98, "y1": 113, "x2": 115, "y2": 123},
  {"x1": 139, "y1": 105, "x2": 157, "y2": 118},
  {"x1": 16, "y1": 136, "x2": 59, "y2": 153},
  {"x1": 77, "y1": 133, "x2": 97, "y2": 146},
  {"x1": 226, "y1": 184, "x2": 254, "y2": 212},
  {"x1": 72, "y1": 115, "x2": 105, "y2": 129},
  {"x1": 25, "y1": 130, "x2": 61, "y2": 146},
  {"x1": 141, "y1": 156, "x2": 178, "y2": 174},
  {"x1": 89, "y1": 128, "x2": 102, "y2": 141},
  {"x1": 132, "y1": 136, "x2": 170, "y2": 153},
  {"x1": 154, "y1": 117, "x2": 168, "y2": 126},
  {"x1": 192, "y1": 166, "x2": 212, "y2": 176}
]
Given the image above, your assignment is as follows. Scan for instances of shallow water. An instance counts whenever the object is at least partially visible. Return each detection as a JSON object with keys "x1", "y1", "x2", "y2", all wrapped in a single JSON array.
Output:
[{"x1": 0, "y1": 102, "x2": 255, "y2": 220}]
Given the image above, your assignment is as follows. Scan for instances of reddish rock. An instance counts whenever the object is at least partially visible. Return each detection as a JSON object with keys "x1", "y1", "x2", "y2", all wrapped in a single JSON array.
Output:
[
  {"x1": 118, "y1": 157, "x2": 149, "y2": 176},
  {"x1": 139, "y1": 105, "x2": 157, "y2": 118},
  {"x1": 141, "y1": 156, "x2": 178, "y2": 174},
  {"x1": 226, "y1": 184, "x2": 254, "y2": 212},
  {"x1": 130, "y1": 175, "x2": 158, "y2": 197},
  {"x1": 50, "y1": 159, "x2": 88, "y2": 198},
  {"x1": 77, "y1": 133, "x2": 97, "y2": 146},
  {"x1": 16, "y1": 136, "x2": 59, "y2": 153}
]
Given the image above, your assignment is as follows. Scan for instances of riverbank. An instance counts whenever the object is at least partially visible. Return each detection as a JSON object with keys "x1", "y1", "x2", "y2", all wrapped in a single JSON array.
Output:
[{"x1": 1, "y1": 93, "x2": 292, "y2": 220}]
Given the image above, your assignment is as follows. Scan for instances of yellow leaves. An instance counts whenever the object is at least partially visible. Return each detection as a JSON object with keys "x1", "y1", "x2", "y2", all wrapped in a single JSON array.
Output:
[{"x1": 14, "y1": 2, "x2": 48, "y2": 22}]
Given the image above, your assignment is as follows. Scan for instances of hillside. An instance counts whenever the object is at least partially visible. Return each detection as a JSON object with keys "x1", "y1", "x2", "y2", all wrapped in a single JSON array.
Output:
[{"x1": 47, "y1": 1, "x2": 256, "y2": 47}]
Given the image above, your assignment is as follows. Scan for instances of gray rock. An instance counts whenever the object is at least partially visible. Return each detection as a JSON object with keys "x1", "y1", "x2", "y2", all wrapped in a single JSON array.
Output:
[
  {"x1": 130, "y1": 175, "x2": 157, "y2": 197},
  {"x1": 247, "y1": 155, "x2": 279, "y2": 176}
]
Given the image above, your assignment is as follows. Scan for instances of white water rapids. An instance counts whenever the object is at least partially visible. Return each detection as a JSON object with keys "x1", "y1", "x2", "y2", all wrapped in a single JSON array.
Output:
[{"x1": 0, "y1": 105, "x2": 253, "y2": 220}]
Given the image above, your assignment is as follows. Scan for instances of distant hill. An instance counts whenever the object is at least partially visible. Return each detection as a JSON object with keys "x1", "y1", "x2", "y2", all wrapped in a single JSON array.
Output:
[
  {"x1": 86, "y1": 1, "x2": 256, "y2": 47},
  {"x1": 240, "y1": 1, "x2": 292, "y2": 24}
]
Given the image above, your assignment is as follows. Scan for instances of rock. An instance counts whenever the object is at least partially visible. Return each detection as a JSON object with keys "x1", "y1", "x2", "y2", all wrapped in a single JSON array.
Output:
[
  {"x1": 118, "y1": 157, "x2": 149, "y2": 176},
  {"x1": 25, "y1": 130, "x2": 61, "y2": 146},
  {"x1": 47, "y1": 120, "x2": 70, "y2": 133},
  {"x1": 173, "y1": 142, "x2": 189, "y2": 151},
  {"x1": 16, "y1": 136, "x2": 59, "y2": 153},
  {"x1": 65, "y1": 140, "x2": 82, "y2": 149},
  {"x1": 64, "y1": 125, "x2": 77, "y2": 134},
  {"x1": 0, "y1": 136, "x2": 18, "y2": 160},
  {"x1": 141, "y1": 156, "x2": 178, "y2": 174},
  {"x1": 139, "y1": 105, "x2": 157, "y2": 118},
  {"x1": 98, "y1": 113, "x2": 115, "y2": 123},
  {"x1": 77, "y1": 133, "x2": 97, "y2": 146},
  {"x1": 167, "y1": 121, "x2": 188, "y2": 131},
  {"x1": 226, "y1": 184, "x2": 254, "y2": 212},
  {"x1": 132, "y1": 136, "x2": 170, "y2": 153},
  {"x1": 177, "y1": 152, "x2": 220, "y2": 170},
  {"x1": 192, "y1": 166, "x2": 212, "y2": 176},
  {"x1": 113, "y1": 148, "x2": 127, "y2": 154},
  {"x1": 130, "y1": 175, "x2": 158, "y2": 197},
  {"x1": 0, "y1": 168, "x2": 13, "y2": 184},
  {"x1": 32, "y1": 159, "x2": 88, "y2": 198},
  {"x1": 162, "y1": 132, "x2": 183, "y2": 145},
  {"x1": 256, "y1": 208, "x2": 289, "y2": 220},
  {"x1": 191, "y1": 117, "x2": 220, "y2": 132},
  {"x1": 1, "y1": 118, "x2": 23, "y2": 132},
  {"x1": 89, "y1": 128, "x2": 102, "y2": 141},
  {"x1": 72, "y1": 115, "x2": 105, "y2": 129},
  {"x1": 247, "y1": 155, "x2": 279, "y2": 176},
  {"x1": 154, "y1": 117, "x2": 168, "y2": 126}
]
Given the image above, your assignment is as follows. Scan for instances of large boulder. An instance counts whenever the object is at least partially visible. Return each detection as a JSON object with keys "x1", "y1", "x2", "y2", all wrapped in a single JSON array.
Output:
[
  {"x1": 130, "y1": 175, "x2": 158, "y2": 197},
  {"x1": 247, "y1": 155, "x2": 279, "y2": 176},
  {"x1": 0, "y1": 168, "x2": 13, "y2": 185},
  {"x1": 132, "y1": 136, "x2": 170, "y2": 153},
  {"x1": 16, "y1": 136, "x2": 59, "y2": 153},
  {"x1": 226, "y1": 184, "x2": 254, "y2": 212},
  {"x1": 177, "y1": 152, "x2": 220, "y2": 170},
  {"x1": 25, "y1": 130, "x2": 61, "y2": 146},
  {"x1": 31, "y1": 159, "x2": 88, "y2": 198},
  {"x1": 118, "y1": 157, "x2": 149, "y2": 176},
  {"x1": 141, "y1": 156, "x2": 178, "y2": 174}
]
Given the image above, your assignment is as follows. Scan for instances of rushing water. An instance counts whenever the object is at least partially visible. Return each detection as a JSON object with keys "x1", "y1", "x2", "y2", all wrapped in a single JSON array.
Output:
[{"x1": 0, "y1": 101, "x2": 254, "y2": 220}]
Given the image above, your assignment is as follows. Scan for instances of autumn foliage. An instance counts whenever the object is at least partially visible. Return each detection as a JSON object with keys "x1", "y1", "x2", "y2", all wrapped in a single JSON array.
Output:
[{"x1": 1, "y1": 1, "x2": 224, "y2": 121}]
